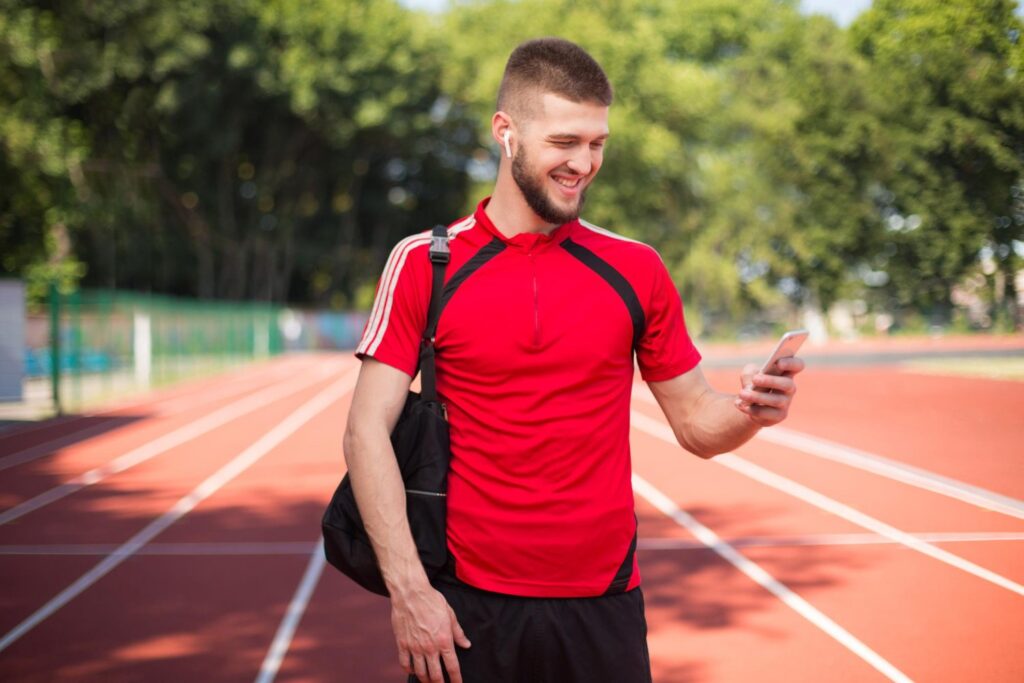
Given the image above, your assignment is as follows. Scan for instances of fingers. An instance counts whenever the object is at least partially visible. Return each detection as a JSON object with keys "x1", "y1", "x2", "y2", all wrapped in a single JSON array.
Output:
[
  {"x1": 426, "y1": 654, "x2": 445, "y2": 683},
  {"x1": 449, "y1": 606, "x2": 472, "y2": 649},
  {"x1": 413, "y1": 654, "x2": 428, "y2": 682},
  {"x1": 747, "y1": 372, "x2": 797, "y2": 395},
  {"x1": 776, "y1": 356, "x2": 805, "y2": 376},
  {"x1": 735, "y1": 400, "x2": 786, "y2": 425},
  {"x1": 740, "y1": 363, "x2": 759, "y2": 390},
  {"x1": 398, "y1": 649, "x2": 412, "y2": 675},
  {"x1": 735, "y1": 357, "x2": 802, "y2": 427},
  {"x1": 738, "y1": 385, "x2": 791, "y2": 409},
  {"x1": 391, "y1": 589, "x2": 466, "y2": 682},
  {"x1": 441, "y1": 647, "x2": 462, "y2": 683}
]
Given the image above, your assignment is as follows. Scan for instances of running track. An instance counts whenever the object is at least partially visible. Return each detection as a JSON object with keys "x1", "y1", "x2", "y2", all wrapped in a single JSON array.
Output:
[{"x1": 0, "y1": 351, "x2": 1021, "y2": 681}]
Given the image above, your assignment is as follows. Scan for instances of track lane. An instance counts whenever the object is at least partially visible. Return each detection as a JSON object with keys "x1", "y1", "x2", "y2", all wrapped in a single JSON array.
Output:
[
  {"x1": 0, "y1": 365, "x2": 358, "y2": 671},
  {"x1": 0, "y1": 360, "x2": 352, "y2": 643},
  {"x1": 741, "y1": 543, "x2": 1023, "y2": 682},
  {"x1": 719, "y1": 438, "x2": 1024, "y2": 581},
  {"x1": 629, "y1": 414, "x2": 1024, "y2": 682},
  {"x1": 0, "y1": 356, "x2": 333, "y2": 508},
  {"x1": 701, "y1": 366, "x2": 1024, "y2": 500},
  {"x1": 2, "y1": 353, "x2": 1021, "y2": 681},
  {"x1": 0, "y1": 365, "x2": 350, "y2": 548},
  {"x1": 0, "y1": 355, "x2": 302, "y2": 453},
  {"x1": 633, "y1": 479, "x2": 909, "y2": 682},
  {"x1": 0, "y1": 357, "x2": 350, "y2": 537}
]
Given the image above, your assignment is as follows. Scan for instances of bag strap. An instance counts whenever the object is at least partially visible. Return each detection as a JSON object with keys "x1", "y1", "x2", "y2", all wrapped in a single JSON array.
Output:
[
  {"x1": 419, "y1": 225, "x2": 449, "y2": 403},
  {"x1": 560, "y1": 237, "x2": 646, "y2": 350}
]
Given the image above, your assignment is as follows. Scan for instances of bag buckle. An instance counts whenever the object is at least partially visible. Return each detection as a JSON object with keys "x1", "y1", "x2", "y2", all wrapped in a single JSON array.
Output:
[{"x1": 429, "y1": 225, "x2": 449, "y2": 264}]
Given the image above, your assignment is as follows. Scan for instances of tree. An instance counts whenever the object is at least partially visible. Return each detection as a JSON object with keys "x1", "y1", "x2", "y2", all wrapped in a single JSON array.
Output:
[
  {"x1": 440, "y1": 0, "x2": 885, "y2": 334},
  {"x1": 851, "y1": 0, "x2": 1024, "y2": 326},
  {"x1": 1, "y1": 0, "x2": 475, "y2": 306},
  {"x1": 0, "y1": 1, "x2": 90, "y2": 300}
]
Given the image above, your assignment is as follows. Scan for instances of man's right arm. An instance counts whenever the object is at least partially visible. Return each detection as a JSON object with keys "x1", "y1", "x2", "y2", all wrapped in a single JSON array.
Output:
[{"x1": 343, "y1": 357, "x2": 470, "y2": 683}]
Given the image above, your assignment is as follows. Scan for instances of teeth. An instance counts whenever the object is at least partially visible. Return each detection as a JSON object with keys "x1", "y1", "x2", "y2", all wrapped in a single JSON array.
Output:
[{"x1": 553, "y1": 176, "x2": 580, "y2": 188}]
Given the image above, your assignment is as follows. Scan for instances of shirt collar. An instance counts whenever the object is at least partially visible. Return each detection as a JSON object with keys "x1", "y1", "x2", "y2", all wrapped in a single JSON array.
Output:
[{"x1": 473, "y1": 197, "x2": 577, "y2": 250}]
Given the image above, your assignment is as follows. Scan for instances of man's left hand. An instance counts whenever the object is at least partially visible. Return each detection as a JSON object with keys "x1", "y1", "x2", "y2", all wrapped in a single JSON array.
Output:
[{"x1": 734, "y1": 356, "x2": 805, "y2": 427}]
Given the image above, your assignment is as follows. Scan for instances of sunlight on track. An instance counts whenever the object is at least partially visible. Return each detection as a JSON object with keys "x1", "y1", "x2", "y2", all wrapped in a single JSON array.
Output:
[
  {"x1": 715, "y1": 453, "x2": 1024, "y2": 597},
  {"x1": 255, "y1": 540, "x2": 328, "y2": 683},
  {"x1": 0, "y1": 360, "x2": 343, "y2": 525},
  {"x1": 631, "y1": 473, "x2": 913, "y2": 683},
  {"x1": 629, "y1": 409, "x2": 1024, "y2": 597},
  {"x1": 755, "y1": 426, "x2": 1024, "y2": 520},
  {"x1": 632, "y1": 382, "x2": 1024, "y2": 520},
  {"x1": 0, "y1": 365, "x2": 359, "y2": 655}
]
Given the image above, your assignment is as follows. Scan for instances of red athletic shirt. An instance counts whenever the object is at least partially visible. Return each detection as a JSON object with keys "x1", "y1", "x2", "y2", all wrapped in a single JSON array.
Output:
[{"x1": 356, "y1": 198, "x2": 701, "y2": 597}]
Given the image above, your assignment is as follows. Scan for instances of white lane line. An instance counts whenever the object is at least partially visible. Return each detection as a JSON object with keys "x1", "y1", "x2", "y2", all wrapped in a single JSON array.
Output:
[
  {"x1": 0, "y1": 542, "x2": 319, "y2": 556},
  {"x1": 632, "y1": 383, "x2": 1024, "y2": 520},
  {"x1": 0, "y1": 357, "x2": 318, "y2": 473},
  {"x1": 254, "y1": 543, "x2": 327, "y2": 683},
  {"x1": 637, "y1": 531, "x2": 1024, "y2": 550},
  {"x1": 0, "y1": 359, "x2": 347, "y2": 525},
  {"x1": 0, "y1": 367, "x2": 358, "y2": 654},
  {"x1": 0, "y1": 356, "x2": 302, "y2": 453},
  {"x1": 154, "y1": 361, "x2": 305, "y2": 417},
  {"x1": 756, "y1": 426, "x2": 1024, "y2": 521},
  {"x1": 631, "y1": 409, "x2": 1024, "y2": 597},
  {"x1": 632, "y1": 474, "x2": 912, "y2": 683},
  {"x1": 715, "y1": 453, "x2": 1024, "y2": 597}
]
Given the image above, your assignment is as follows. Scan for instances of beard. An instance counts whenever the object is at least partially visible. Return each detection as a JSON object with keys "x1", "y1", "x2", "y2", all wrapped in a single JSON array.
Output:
[{"x1": 511, "y1": 145, "x2": 587, "y2": 225}]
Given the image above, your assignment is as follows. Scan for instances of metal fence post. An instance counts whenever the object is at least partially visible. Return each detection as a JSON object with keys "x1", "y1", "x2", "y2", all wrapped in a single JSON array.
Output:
[{"x1": 48, "y1": 280, "x2": 62, "y2": 416}]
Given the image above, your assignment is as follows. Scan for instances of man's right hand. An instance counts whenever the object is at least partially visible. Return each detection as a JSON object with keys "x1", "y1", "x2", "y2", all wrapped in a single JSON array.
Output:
[
  {"x1": 344, "y1": 359, "x2": 470, "y2": 680},
  {"x1": 391, "y1": 583, "x2": 471, "y2": 683}
]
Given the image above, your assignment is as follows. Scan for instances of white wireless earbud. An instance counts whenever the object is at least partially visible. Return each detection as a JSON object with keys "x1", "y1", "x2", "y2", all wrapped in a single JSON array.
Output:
[{"x1": 503, "y1": 129, "x2": 512, "y2": 159}]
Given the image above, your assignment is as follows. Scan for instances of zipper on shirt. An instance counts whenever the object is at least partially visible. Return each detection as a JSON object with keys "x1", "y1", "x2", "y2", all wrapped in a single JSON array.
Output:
[{"x1": 529, "y1": 251, "x2": 540, "y2": 346}]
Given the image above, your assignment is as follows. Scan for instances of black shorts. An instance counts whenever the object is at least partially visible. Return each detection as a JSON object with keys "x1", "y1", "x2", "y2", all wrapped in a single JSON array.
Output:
[{"x1": 407, "y1": 577, "x2": 652, "y2": 683}]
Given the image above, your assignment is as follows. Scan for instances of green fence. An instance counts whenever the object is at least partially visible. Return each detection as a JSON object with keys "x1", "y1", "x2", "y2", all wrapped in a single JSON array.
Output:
[{"x1": 27, "y1": 286, "x2": 284, "y2": 414}]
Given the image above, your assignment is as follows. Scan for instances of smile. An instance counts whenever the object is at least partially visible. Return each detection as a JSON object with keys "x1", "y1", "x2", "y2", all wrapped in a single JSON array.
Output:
[{"x1": 551, "y1": 175, "x2": 583, "y2": 189}]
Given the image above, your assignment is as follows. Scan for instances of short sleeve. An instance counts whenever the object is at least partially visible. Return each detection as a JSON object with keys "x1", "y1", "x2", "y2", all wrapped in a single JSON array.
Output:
[
  {"x1": 635, "y1": 257, "x2": 701, "y2": 382},
  {"x1": 354, "y1": 236, "x2": 431, "y2": 377}
]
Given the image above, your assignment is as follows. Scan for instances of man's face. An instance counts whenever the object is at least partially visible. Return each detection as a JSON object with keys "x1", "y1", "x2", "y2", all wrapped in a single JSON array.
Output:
[{"x1": 510, "y1": 93, "x2": 609, "y2": 225}]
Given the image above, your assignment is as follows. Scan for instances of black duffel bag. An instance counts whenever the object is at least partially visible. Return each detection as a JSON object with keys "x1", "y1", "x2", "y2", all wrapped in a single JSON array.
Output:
[{"x1": 322, "y1": 226, "x2": 451, "y2": 596}]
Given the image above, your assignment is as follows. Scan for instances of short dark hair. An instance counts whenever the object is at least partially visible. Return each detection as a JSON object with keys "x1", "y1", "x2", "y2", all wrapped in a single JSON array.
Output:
[{"x1": 497, "y1": 38, "x2": 613, "y2": 119}]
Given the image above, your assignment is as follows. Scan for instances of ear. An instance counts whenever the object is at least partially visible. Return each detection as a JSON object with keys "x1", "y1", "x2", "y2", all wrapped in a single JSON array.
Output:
[{"x1": 491, "y1": 111, "x2": 514, "y2": 160}]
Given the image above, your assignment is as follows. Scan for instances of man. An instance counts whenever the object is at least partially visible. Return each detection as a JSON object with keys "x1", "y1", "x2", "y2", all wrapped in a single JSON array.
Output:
[{"x1": 344, "y1": 38, "x2": 804, "y2": 683}]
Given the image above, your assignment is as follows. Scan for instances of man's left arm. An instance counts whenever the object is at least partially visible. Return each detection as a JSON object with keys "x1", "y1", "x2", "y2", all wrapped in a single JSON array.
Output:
[{"x1": 646, "y1": 357, "x2": 805, "y2": 459}]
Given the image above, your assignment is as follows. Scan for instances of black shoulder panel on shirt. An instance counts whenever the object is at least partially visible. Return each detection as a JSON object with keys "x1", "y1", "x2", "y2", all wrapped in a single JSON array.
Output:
[
  {"x1": 560, "y1": 237, "x2": 646, "y2": 349},
  {"x1": 440, "y1": 237, "x2": 507, "y2": 313}
]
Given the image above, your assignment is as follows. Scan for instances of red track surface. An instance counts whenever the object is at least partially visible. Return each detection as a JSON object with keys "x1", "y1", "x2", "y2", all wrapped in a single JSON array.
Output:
[{"x1": 0, "y1": 349, "x2": 1021, "y2": 682}]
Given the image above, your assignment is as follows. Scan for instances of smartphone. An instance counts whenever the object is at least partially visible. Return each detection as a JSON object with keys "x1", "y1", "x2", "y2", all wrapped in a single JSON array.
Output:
[{"x1": 759, "y1": 329, "x2": 809, "y2": 376}]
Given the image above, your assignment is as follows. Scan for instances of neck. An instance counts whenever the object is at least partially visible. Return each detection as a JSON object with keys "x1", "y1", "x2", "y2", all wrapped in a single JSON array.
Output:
[{"x1": 485, "y1": 170, "x2": 558, "y2": 238}]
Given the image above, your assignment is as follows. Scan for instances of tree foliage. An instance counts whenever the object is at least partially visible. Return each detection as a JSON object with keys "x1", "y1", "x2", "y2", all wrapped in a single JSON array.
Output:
[
  {"x1": 1, "y1": 0, "x2": 473, "y2": 306},
  {"x1": 851, "y1": 0, "x2": 1024, "y2": 324},
  {"x1": 1, "y1": 0, "x2": 1021, "y2": 331}
]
